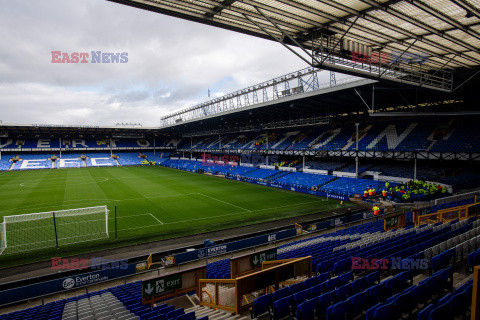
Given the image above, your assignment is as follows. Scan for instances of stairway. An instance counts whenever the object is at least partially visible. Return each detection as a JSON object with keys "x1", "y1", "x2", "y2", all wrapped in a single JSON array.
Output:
[
  {"x1": 425, "y1": 119, "x2": 455, "y2": 151},
  {"x1": 342, "y1": 124, "x2": 372, "y2": 150},
  {"x1": 185, "y1": 305, "x2": 249, "y2": 320},
  {"x1": 308, "y1": 131, "x2": 328, "y2": 148}
]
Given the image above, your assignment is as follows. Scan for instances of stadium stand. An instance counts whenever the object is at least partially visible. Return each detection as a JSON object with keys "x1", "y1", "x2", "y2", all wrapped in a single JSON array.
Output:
[
  {"x1": 273, "y1": 172, "x2": 336, "y2": 190},
  {"x1": 0, "y1": 155, "x2": 13, "y2": 170},
  {"x1": 304, "y1": 161, "x2": 347, "y2": 172},
  {"x1": 340, "y1": 163, "x2": 373, "y2": 174},
  {"x1": 143, "y1": 151, "x2": 172, "y2": 164},
  {"x1": 0, "y1": 197, "x2": 477, "y2": 320},
  {"x1": 319, "y1": 177, "x2": 394, "y2": 198},
  {"x1": 11, "y1": 153, "x2": 54, "y2": 170},
  {"x1": 84, "y1": 153, "x2": 118, "y2": 167},
  {"x1": 56, "y1": 153, "x2": 85, "y2": 168},
  {"x1": 116, "y1": 152, "x2": 144, "y2": 166},
  {"x1": 438, "y1": 171, "x2": 480, "y2": 191}
]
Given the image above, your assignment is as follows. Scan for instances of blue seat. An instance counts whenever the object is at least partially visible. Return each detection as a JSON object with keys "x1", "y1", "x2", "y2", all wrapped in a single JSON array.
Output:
[
  {"x1": 351, "y1": 277, "x2": 366, "y2": 293},
  {"x1": 166, "y1": 308, "x2": 184, "y2": 320},
  {"x1": 437, "y1": 293, "x2": 452, "y2": 306},
  {"x1": 296, "y1": 297, "x2": 317, "y2": 320},
  {"x1": 318, "y1": 261, "x2": 330, "y2": 273},
  {"x1": 411, "y1": 283, "x2": 428, "y2": 306},
  {"x1": 393, "y1": 291, "x2": 414, "y2": 318},
  {"x1": 310, "y1": 283, "x2": 325, "y2": 297},
  {"x1": 335, "y1": 283, "x2": 351, "y2": 301},
  {"x1": 272, "y1": 296, "x2": 292, "y2": 320},
  {"x1": 384, "y1": 276, "x2": 399, "y2": 297},
  {"x1": 272, "y1": 287, "x2": 290, "y2": 302},
  {"x1": 326, "y1": 300, "x2": 350, "y2": 320},
  {"x1": 175, "y1": 312, "x2": 195, "y2": 320},
  {"x1": 366, "y1": 303, "x2": 382, "y2": 320},
  {"x1": 417, "y1": 304, "x2": 435, "y2": 320},
  {"x1": 334, "y1": 260, "x2": 346, "y2": 275},
  {"x1": 157, "y1": 306, "x2": 175, "y2": 316},
  {"x1": 339, "y1": 271, "x2": 353, "y2": 284},
  {"x1": 325, "y1": 278, "x2": 339, "y2": 292},
  {"x1": 369, "y1": 284, "x2": 385, "y2": 304},
  {"x1": 293, "y1": 290, "x2": 310, "y2": 309},
  {"x1": 438, "y1": 267, "x2": 453, "y2": 290},
  {"x1": 473, "y1": 249, "x2": 480, "y2": 267},
  {"x1": 366, "y1": 271, "x2": 380, "y2": 286},
  {"x1": 398, "y1": 270, "x2": 413, "y2": 290},
  {"x1": 317, "y1": 271, "x2": 330, "y2": 284},
  {"x1": 374, "y1": 301, "x2": 395, "y2": 319},
  {"x1": 468, "y1": 251, "x2": 475, "y2": 270},
  {"x1": 318, "y1": 291, "x2": 336, "y2": 315},
  {"x1": 251, "y1": 294, "x2": 271, "y2": 318},
  {"x1": 289, "y1": 282, "x2": 304, "y2": 295},
  {"x1": 350, "y1": 291, "x2": 368, "y2": 317},
  {"x1": 303, "y1": 277, "x2": 317, "y2": 289},
  {"x1": 449, "y1": 290, "x2": 468, "y2": 319},
  {"x1": 427, "y1": 302, "x2": 450, "y2": 320}
]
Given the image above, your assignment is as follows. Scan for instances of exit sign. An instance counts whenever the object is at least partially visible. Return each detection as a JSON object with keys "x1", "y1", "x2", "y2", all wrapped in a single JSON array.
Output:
[{"x1": 142, "y1": 274, "x2": 182, "y2": 299}]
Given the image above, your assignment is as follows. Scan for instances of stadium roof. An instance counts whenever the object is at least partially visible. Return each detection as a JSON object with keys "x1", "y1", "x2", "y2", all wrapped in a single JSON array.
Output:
[
  {"x1": 110, "y1": 0, "x2": 480, "y2": 91},
  {"x1": 0, "y1": 123, "x2": 165, "y2": 137}
]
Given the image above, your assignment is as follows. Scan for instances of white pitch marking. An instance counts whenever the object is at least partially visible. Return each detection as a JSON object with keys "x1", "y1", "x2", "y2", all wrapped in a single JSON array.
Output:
[
  {"x1": 118, "y1": 199, "x2": 325, "y2": 232},
  {"x1": 197, "y1": 193, "x2": 252, "y2": 212},
  {"x1": 149, "y1": 213, "x2": 163, "y2": 225}
]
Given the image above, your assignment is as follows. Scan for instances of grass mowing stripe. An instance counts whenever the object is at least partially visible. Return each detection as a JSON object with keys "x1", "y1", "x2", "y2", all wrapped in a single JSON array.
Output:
[
  {"x1": 117, "y1": 199, "x2": 326, "y2": 231},
  {"x1": 0, "y1": 166, "x2": 351, "y2": 265}
]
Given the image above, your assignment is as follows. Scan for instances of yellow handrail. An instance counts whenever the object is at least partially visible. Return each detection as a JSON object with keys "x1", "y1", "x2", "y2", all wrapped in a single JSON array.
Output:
[{"x1": 202, "y1": 289, "x2": 214, "y2": 304}]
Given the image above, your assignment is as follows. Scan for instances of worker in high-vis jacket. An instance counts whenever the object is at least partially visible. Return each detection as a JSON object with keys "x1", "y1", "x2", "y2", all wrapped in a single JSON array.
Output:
[
  {"x1": 369, "y1": 188, "x2": 374, "y2": 197},
  {"x1": 382, "y1": 189, "x2": 387, "y2": 198},
  {"x1": 373, "y1": 205, "x2": 380, "y2": 216}
]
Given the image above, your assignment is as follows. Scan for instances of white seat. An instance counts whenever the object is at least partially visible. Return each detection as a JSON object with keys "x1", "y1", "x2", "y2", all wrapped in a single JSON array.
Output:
[
  {"x1": 455, "y1": 244, "x2": 463, "y2": 261},
  {"x1": 447, "y1": 239, "x2": 454, "y2": 250},
  {"x1": 424, "y1": 248, "x2": 433, "y2": 261},
  {"x1": 440, "y1": 242, "x2": 447, "y2": 253}
]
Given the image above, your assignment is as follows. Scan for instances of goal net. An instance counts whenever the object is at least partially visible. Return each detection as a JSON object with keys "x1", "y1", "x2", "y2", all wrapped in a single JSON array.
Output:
[{"x1": 0, "y1": 205, "x2": 109, "y2": 255}]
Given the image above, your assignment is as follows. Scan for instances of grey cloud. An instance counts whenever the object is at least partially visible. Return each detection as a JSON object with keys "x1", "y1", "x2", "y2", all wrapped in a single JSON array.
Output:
[{"x1": 0, "y1": 0, "x2": 325, "y2": 126}]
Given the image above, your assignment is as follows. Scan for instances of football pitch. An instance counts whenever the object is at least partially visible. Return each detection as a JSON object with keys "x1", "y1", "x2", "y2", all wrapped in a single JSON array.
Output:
[{"x1": 0, "y1": 166, "x2": 349, "y2": 265}]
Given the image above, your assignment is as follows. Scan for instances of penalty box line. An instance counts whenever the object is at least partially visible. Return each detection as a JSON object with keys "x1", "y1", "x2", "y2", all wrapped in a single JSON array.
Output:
[
  {"x1": 149, "y1": 213, "x2": 163, "y2": 225},
  {"x1": 196, "y1": 193, "x2": 252, "y2": 212}
]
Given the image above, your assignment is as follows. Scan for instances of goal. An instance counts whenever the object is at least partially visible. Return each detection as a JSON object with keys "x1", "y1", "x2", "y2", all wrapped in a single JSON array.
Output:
[{"x1": 0, "y1": 205, "x2": 109, "y2": 255}]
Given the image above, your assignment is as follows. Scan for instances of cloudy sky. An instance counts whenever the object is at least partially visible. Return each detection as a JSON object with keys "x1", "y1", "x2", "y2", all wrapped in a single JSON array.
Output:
[{"x1": 0, "y1": 0, "x2": 339, "y2": 127}]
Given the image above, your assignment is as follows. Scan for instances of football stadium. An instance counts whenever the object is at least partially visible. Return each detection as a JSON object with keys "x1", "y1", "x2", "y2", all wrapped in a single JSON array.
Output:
[{"x1": 1, "y1": 0, "x2": 480, "y2": 319}]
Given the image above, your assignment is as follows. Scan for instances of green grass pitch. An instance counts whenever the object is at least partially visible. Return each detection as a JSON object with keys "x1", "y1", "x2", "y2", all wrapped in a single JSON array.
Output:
[{"x1": 0, "y1": 166, "x2": 350, "y2": 266}]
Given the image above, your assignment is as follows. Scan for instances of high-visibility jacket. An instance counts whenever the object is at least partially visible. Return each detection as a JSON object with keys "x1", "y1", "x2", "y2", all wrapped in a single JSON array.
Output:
[
  {"x1": 373, "y1": 206, "x2": 380, "y2": 215},
  {"x1": 364, "y1": 190, "x2": 369, "y2": 197},
  {"x1": 382, "y1": 190, "x2": 387, "y2": 197},
  {"x1": 369, "y1": 189, "x2": 374, "y2": 196}
]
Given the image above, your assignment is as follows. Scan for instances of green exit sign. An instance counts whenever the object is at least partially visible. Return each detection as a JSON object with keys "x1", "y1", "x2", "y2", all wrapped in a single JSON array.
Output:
[
  {"x1": 250, "y1": 248, "x2": 277, "y2": 268},
  {"x1": 142, "y1": 274, "x2": 182, "y2": 299},
  {"x1": 385, "y1": 216, "x2": 399, "y2": 228}
]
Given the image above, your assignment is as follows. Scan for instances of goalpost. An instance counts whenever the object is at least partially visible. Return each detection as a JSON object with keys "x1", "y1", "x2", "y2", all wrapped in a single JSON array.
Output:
[{"x1": 0, "y1": 205, "x2": 109, "y2": 255}]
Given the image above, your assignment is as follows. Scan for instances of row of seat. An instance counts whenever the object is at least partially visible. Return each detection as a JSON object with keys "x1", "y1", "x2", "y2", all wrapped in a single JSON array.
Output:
[{"x1": 62, "y1": 292, "x2": 138, "y2": 320}]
